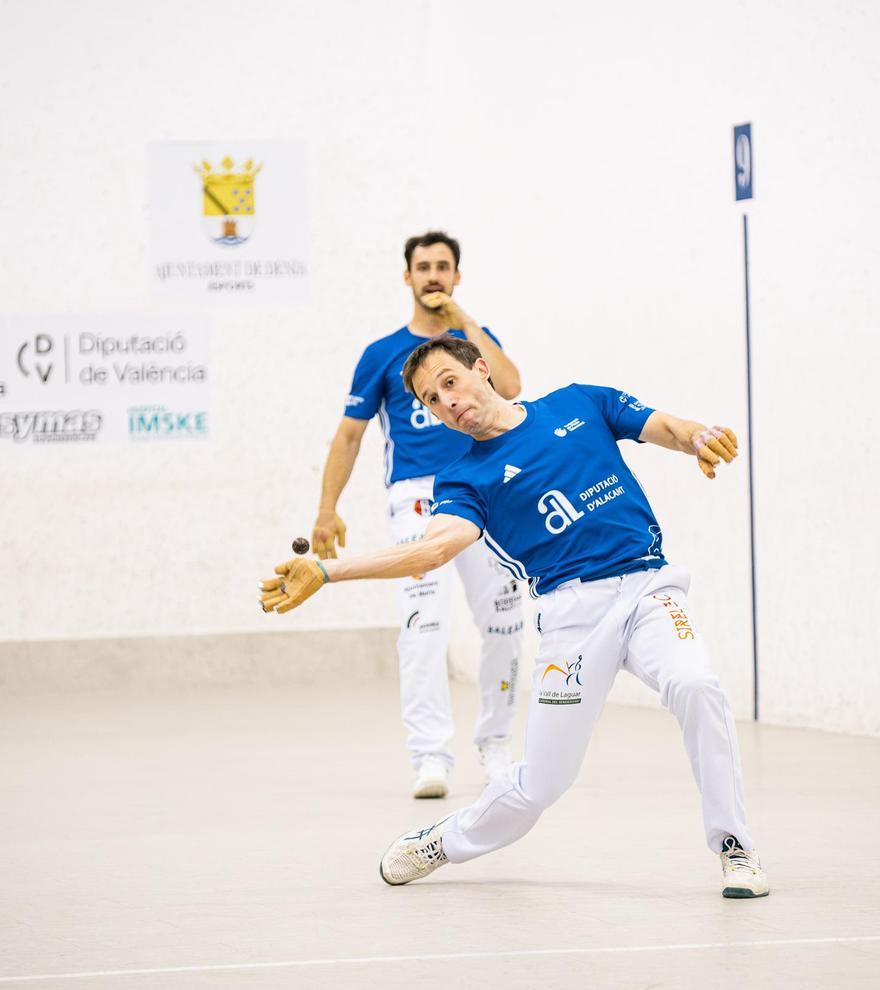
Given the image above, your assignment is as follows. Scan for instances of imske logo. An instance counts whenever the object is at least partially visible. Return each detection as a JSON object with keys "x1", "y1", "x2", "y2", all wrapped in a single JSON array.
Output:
[
  {"x1": 128, "y1": 406, "x2": 207, "y2": 440},
  {"x1": 537, "y1": 489, "x2": 584, "y2": 535}
]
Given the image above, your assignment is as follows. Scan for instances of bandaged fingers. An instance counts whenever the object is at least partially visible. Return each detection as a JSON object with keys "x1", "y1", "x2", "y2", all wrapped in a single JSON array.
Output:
[
  {"x1": 419, "y1": 291, "x2": 448, "y2": 310},
  {"x1": 693, "y1": 425, "x2": 737, "y2": 478},
  {"x1": 693, "y1": 425, "x2": 737, "y2": 459},
  {"x1": 697, "y1": 456, "x2": 717, "y2": 479}
]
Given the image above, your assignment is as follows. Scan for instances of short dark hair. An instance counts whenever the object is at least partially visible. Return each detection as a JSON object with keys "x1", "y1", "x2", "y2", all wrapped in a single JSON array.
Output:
[
  {"x1": 402, "y1": 334, "x2": 484, "y2": 396},
  {"x1": 404, "y1": 230, "x2": 461, "y2": 270}
]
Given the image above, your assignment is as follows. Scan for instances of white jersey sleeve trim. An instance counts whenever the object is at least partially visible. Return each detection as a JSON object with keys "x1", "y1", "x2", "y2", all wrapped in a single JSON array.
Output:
[
  {"x1": 484, "y1": 530, "x2": 529, "y2": 582},
  {"x1": 378, "y1": 398, "x2": 394, "y2": 486}
]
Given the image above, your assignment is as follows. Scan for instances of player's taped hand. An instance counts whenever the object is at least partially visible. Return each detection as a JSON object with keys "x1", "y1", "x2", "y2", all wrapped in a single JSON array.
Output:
[
  {"x1": 691, "y1": 426, "x2": 738, "y2": 479},
  {"x1": 260, "y1": 558, "x2": 329, "y2": 614},
  {"x1": 311, "y1": 511, "x2": 347, "y2": 560},
  {"x1": 419, "y1": 292, "x2": 465, "y2": 326}
]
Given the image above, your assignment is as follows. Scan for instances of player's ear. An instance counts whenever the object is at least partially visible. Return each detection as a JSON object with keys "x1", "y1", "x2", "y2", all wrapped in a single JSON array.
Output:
[
  {"x1": 453, "y1": 268, "x2": 461, "y2": 287},
  {"x1": 475, "y1": 357, "x2": 490, "y2": 381},
  {"x1": 403, "y1": 267, "x2": 413, "y2": 286}
]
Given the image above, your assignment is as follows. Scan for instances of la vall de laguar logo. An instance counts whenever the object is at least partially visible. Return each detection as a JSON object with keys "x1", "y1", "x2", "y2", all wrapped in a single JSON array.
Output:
[{"x1": 193, "y1": 156, "x2": 262, "y2": 246}]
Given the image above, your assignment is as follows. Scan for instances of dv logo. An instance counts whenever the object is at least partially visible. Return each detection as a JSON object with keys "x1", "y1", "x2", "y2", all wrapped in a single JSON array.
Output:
[
  {"x1": 537, "y1": 489, "x2": 584, "y2": 535},
  {"x1": 17, "y1": 334, "x2": 56, "y2": 383}
]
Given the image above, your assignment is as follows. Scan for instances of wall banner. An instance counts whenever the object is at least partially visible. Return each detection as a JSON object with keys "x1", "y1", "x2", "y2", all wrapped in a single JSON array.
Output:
[
  {"x1": 149, "y1": 141, "x2": 309, "y2": 303},
  {"x1": 0, "y1": 315, "x2": 211, "y2": 447}
]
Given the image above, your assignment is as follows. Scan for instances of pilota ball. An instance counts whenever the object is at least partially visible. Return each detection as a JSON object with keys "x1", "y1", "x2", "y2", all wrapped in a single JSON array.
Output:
[{"x1": 292, "y1": 537, "x2": 310, "y2": 555}]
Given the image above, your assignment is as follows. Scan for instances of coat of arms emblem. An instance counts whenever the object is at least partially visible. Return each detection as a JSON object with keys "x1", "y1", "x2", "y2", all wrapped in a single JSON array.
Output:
[{"x1": 193, "y1": 156, "x2": 261, "y2": 245}]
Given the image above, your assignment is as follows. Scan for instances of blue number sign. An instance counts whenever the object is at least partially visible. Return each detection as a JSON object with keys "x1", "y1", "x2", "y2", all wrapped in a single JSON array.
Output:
[{"x1": 734, "y1": 123, "x2": 753, "y2": 201}]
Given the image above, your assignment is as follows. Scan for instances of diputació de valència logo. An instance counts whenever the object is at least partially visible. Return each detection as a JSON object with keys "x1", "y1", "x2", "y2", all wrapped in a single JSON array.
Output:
[{"x1": 193, "y1": 156, "x2": 262, "y2": 246}]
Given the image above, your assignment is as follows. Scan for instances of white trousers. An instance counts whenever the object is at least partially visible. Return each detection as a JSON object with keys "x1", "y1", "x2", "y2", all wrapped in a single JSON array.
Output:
[
  {"x1": 388, "y1": 477, "x2": 525, "y2": 769},
  {"x1": 442, "y1": 565, "x2": 753, "y2": 857}
]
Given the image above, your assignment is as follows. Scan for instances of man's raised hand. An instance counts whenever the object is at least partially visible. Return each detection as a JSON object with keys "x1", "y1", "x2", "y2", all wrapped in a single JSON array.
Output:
[
  {"x1": 420, "y1": 291, "x2": 467, "y2": 328},
  {"x1": 691, "y1": 426, "x2": 738, "y2": 479},
  {"x1": 260, "y1": 558, "x2": 329, "y2": 614}
]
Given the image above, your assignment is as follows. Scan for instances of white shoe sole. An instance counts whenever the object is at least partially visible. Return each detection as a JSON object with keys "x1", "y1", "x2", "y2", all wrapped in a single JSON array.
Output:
[{"x1": 412, "y1": 778, "x2": 448, "y2": 799}]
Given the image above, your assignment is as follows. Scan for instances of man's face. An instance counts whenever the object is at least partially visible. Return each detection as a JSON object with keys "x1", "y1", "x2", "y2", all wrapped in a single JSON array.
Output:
[
  {"x1": 405, "y1": 243, "x2": 460, "y2": 308},
  {"x1": 412, "y1": 351, "x2": 492, "y2": 437}
]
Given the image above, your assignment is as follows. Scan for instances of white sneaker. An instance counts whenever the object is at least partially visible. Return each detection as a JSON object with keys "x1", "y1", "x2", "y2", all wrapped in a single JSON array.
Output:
[
  {"x1": 380, "y1": 817, "x2": 451, "y2": 885},
  {"x1": 412, "y1": 757, "x2": 449, "y2": 799},
  {"x1": 478, "y1": 737, "x2": 513, "y2": 782},
  {"x1": 720, "y1": 836, "x2": 770, "y2": 898}
]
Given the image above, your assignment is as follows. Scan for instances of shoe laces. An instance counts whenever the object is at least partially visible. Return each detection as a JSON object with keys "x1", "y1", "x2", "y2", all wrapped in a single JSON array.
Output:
[
  {"x1": 406, "y1": 821, "x2": 444, "y2": 841},
  {"x1": 407, "y1": 837, "x2": 447, "y2": 868},
  {"x1": 721, "y1": 837, "x2": 761, "y2": 874},
  {"x1": 403, "y1": 819, "x2": 449, "y2": 867}
]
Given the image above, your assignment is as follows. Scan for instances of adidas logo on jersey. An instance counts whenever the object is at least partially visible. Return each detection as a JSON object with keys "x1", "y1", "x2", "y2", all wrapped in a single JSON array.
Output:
[{"x1": 503, "y1": 464, "x2": 522, "y2": 484}]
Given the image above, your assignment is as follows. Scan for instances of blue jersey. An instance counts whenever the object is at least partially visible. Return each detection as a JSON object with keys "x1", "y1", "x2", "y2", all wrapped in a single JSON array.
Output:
[
  {"x1": 344, "y1": 326, "x2": 504, "y2": 485},
  {"x1": 431, "y1": 384, "x2": 666, "y2": 596}
]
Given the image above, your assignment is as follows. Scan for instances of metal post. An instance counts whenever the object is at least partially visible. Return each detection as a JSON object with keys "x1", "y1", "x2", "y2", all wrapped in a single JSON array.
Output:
[{"x1": 743, "y1": 213, "x2": 759, "y2": 722}]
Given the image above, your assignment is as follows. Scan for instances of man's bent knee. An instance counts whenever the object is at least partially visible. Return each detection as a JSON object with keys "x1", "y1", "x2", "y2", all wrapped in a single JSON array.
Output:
[
  {"x1": 662, "y1": 670, "x2": 722, "y2": 711},
  {"x1": 517, "y1": 763, "x2": 577, "y2": 810}
]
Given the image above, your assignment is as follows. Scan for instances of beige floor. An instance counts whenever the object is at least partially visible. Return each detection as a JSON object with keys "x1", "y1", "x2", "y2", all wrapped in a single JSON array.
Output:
[{"x1": 1, "y1": 676, "x2": 879, "y2": 989}]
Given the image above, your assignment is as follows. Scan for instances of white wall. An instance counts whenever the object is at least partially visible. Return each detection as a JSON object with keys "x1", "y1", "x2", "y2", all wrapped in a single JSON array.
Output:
[
  {"x1": 2, "y1": 0, "x2": 878, "y2": 733},
  {"x1": 1, "y1": 0, "x2": 431, "y2": 639},
  {"x1": 437, "y1": 0, "x2": 880, "y2": 732}
]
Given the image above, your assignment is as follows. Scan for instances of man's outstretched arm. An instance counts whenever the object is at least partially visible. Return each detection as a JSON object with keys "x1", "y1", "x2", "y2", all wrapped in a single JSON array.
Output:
[
  {"x1": 639, "y1": 411, "x2": 738, "y2": 479},
  {"x1": 325, "y1": 513, "x2": 480, "y2": 581},
  {"x1": 261, "y1": 514, "x2": 481, "y2": 613}
]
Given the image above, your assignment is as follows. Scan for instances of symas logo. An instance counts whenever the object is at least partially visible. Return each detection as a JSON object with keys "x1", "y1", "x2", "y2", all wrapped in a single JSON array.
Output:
[
  {"x1": 537, "y1": 489, "x2": 584, "y2": 535},
  {"x1": 0, "y1": 409, "x2": 102, "y2": 443}
]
